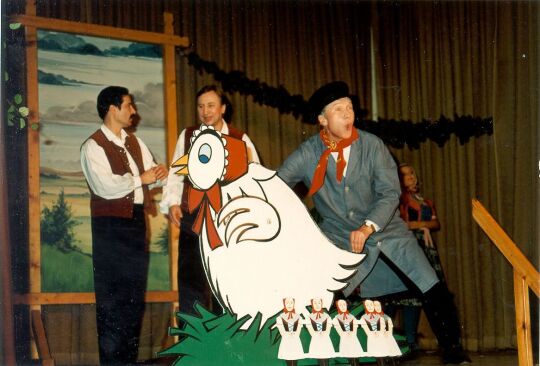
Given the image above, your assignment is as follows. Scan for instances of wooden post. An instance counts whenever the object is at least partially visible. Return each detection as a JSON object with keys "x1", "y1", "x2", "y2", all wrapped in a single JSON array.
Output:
[
  {"x1": 163, "y1": 11, "x2": 180, "y2": 335},
  {"x1": 26, "y1": 0, "x2": 40, "y2": 299},
  {"x1": 513, "y1": 271, "x2": 533, "y2": 366},
  {"x1": 30, "y1": 310, "x2": 55, "y2": 366},
  {"x1": 25, "y1": 0, "x2": 41, "y2": 361}
]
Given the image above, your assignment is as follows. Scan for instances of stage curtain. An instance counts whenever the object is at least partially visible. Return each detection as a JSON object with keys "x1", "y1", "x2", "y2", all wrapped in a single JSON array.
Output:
[
  {"x1": 371, "y1": 1, "x2": 538, "y2": 351},
  {"x1": 7, "y1": 0, "x2": 536, "y2": 363}
]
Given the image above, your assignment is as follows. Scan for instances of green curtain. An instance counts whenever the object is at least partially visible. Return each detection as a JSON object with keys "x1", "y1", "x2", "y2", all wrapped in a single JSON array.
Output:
[{"x1": 371, "y1": 1, "x2": 538, "y2": 351}]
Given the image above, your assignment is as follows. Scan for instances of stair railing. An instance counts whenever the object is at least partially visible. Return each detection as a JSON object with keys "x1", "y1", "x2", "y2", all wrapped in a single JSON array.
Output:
[{"x1": 472, "y1": 199, "x2": 539, "y2": 366}]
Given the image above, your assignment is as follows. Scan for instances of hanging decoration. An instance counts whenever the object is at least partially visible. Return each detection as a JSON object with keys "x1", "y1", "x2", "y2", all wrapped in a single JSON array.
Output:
[
  {"x1": 356, "y1": 115, "x2": 493, "y2": 149},
  {"x1": 183, "y1": 51, "x2": 493, "y2": 150}
]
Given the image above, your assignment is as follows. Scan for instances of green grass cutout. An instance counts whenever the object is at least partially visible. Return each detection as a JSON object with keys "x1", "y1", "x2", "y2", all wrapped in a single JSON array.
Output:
[{"x1": 159, "y1": 302, "x2": 409, "y2": 365}]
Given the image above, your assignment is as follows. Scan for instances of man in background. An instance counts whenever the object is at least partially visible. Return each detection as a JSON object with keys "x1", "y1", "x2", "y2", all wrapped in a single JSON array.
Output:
[{"x1": 160, "y1": 85, "x2": 260, "y2": 315}]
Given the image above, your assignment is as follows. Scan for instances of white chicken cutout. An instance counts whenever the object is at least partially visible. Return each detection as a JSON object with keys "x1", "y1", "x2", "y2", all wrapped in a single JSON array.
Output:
[{"x1": 173, "y1": 125, "x2": 366, "y2": 327}]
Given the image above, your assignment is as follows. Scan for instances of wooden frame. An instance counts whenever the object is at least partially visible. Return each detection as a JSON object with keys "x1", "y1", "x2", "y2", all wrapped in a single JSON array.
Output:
[
  {"x1": 13, "y1": 6, "x2": 187, "y2": 306},
  {"x1": 31, "y1": 310, "x2": 55, "y2": 366},
  {"x1": 472, "y1": 199, "x2": 540, "y2": 366}
]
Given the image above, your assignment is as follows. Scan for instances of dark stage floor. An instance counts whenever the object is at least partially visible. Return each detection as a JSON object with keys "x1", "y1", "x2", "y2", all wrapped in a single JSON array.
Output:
[{"x1": 148, "y1": 349, "x2": 520, "y2": 366}]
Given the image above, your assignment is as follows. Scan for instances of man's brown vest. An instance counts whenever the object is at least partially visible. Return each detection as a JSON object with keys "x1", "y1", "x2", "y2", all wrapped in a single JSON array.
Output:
[
  {"x1": 180, "y1": 124, "x2": 245, "y2": 214},
  {"x1": 87, "y1": 129, "x2": 150, "y2": 218}
]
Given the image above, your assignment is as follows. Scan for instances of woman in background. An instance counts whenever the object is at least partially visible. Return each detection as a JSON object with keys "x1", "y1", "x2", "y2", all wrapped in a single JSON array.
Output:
[
  {"x1": 384, "y1": 163, "x2": 447, "y2": 356},
  {"x1": 398, "y1": 163, "x2": 445, "y2": 280}
]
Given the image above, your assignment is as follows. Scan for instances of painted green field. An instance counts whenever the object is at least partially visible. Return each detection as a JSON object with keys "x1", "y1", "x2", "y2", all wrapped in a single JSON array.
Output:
[
  {"x1": 40, "y1": 174, "x2": 172, "y2": 292},
  {"x1": 41, "y1": 244, "x2": 171, "y2": 292}
]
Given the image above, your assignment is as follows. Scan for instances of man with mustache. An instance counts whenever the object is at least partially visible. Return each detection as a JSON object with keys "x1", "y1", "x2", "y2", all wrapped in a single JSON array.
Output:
[{"x1": 81, "y1": 86, "x2": 167, "y2": 365}]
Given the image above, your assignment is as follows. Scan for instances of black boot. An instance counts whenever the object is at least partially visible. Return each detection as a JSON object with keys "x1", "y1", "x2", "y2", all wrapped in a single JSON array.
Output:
[
  {"x1": 441, "y1": 344, "x2": 472, "y2": 364},
  {"x1": 422, "y1": 282, "x2": 471, "y2": 364}
]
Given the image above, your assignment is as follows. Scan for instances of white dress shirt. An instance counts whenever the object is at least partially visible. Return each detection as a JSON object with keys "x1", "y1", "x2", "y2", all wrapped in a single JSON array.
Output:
[
  {"x1": 81, "y1": 124, "x2": 158, "y2": 204},
  {"x1": 159, "y1": 121, "x2": 260, "y2": 214}
]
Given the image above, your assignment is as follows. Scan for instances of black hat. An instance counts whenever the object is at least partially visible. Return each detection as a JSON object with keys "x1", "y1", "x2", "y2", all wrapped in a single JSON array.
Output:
[{"x1": 305, "y1": 81, "x2": 350, "y2": 123}]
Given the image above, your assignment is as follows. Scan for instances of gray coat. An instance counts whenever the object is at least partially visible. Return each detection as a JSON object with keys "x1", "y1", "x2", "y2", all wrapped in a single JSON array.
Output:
[{"x1": 278, "y1": 130, "x2": 438, "y2": 297}]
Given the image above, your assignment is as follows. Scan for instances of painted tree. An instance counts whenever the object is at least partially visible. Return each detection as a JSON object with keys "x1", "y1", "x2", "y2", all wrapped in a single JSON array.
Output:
[
  {"x1": 155, "y1": 224, "x2": 169, "y2": 254},
  {"x1": 40, "y1": 188, "x2": 80, "y2": 252}
]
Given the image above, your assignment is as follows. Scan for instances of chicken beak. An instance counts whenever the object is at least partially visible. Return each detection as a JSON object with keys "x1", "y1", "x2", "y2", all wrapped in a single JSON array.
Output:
[{"x1": 172, "y1": 154, "x2": 189, "y2": 176}]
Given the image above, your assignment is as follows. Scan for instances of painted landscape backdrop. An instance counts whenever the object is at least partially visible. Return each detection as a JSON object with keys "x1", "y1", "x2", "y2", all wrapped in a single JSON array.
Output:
[{"x1": 38, "y1": 30, "x2": 170, "y2": 292}]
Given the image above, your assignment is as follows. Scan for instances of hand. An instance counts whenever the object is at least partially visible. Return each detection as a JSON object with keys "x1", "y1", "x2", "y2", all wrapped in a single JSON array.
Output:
[
  {"x1": 421, "y1": 227, "x2": 434, "y2": 248},
  {"x1": 349, "y1": 225, "x2": 374, "y2": 253},
  {"x1": 168, "y1": 205, "x2": 182, "y2": 227},
  {"x1": 153, "y1": 164, "x2": 168, "y2": 182},
  {"x1": 140, "y1": 165, "x2": 168, "y2": 185}
]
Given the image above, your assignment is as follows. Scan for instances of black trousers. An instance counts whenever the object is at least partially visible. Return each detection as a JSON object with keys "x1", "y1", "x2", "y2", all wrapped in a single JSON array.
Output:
[
  {"x1": 92, "y1": 205, "x2": 149, "y2": 365},
  {"x1": 178, "y1": 211, "x2": 220, "y2": 315}
]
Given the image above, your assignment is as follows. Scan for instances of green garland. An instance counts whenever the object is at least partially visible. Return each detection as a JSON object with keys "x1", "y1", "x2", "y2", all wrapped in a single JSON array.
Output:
[{"x1": 185, "y1": 52, "x2": 493, "y2": 149}]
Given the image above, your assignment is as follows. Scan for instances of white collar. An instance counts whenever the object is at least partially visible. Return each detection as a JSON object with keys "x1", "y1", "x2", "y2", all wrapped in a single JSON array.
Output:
[
  {"x1": 101, "y1": 124, "x2": 128, "y2": 145},
  {"x1": 218, "y1": 120, "x2": 229, "y2": 134}
]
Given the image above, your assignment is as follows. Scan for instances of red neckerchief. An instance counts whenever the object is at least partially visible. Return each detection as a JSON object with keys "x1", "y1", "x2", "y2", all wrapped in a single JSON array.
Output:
[
  {"x1": 312, "y1": 310, "x2": 323, "y2": 320},
  {"x1": 308, "y1": 128, "x2": 359, "y2": 196},
  {"x1": 365, "y1": 310, "x2": 376, "y2": 320},
  {"x1": 283, "y1": 309, "x2": 296, "y2": 320},
  {"x1": 188, "y1": 183, "x2": 222, "y2": 250}
]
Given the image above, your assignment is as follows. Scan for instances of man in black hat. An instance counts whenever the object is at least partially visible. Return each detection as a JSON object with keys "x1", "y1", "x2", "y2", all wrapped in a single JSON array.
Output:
[{"x1": 278, "y1": 81, "x2": 470, "y2": 364}]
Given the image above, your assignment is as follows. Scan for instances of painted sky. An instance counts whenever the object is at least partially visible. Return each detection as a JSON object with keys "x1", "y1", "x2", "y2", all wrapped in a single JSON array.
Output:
[
  {"x1": 38, "y1": 30, "x2": 167, "y2": 170},
  {"x1": 37, "y1": 30, "x2": 164, "y2": 127}
]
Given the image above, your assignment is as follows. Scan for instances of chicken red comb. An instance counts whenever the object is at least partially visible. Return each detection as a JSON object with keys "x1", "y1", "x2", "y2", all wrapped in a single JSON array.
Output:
[{"x1": 221, "y1": 134, "x2": 248, "y2": 185}]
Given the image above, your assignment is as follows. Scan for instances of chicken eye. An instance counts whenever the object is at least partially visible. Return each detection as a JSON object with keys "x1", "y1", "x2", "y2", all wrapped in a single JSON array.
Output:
[{"x1": 198, "y1": 143, "x2": 212, "y2": 164}]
